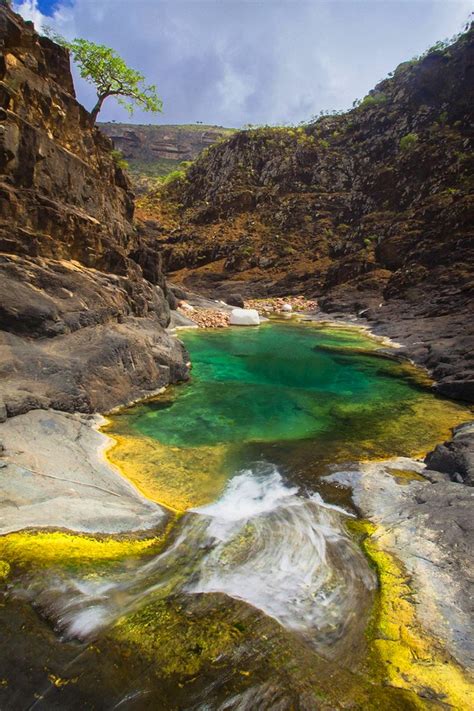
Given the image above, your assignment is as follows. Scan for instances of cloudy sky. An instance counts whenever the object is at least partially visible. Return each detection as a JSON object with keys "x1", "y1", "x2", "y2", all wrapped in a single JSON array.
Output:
[{"x1": 14, "y1": 0, "x2": 472, "y2": 127}]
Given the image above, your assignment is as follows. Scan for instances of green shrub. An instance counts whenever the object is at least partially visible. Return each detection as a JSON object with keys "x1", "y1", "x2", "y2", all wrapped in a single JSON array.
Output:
[
  {"x1": 110, "y1": 149, "x2": 128, "y2": 170},
  {"x1": 364, "y1": 235, "x2": 378, "y2": 247},
  {"x1": 160, "y1": 169, "x2": 186, "y2": 186},
  {"x1": 399, "y1": 133, "x2": 419, "y2": 151},
  {"x1": 437, "y1": 110, "x2": 448, "y2": 125},
  {"x1": 358, "y1": 93, "x2": 387, "y2": 109}
]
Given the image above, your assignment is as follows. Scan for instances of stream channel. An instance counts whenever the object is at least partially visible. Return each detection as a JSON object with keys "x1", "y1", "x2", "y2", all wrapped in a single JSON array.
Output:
[{"x1": 1, "y1": 320, "x2": 472, "y2": 709}]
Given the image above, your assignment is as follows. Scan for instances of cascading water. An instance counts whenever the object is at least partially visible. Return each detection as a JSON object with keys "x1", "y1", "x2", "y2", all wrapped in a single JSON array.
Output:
[
  {"x1": 10, "y1": 464, "x2": 375, "y2": 657},
  {"x1": 189, "y1": 464, "x2": 375, "y2": 644}
]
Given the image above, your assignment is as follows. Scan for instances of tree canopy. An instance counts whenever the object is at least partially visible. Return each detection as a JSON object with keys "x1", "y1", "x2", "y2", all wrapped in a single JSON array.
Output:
[{"x1": 48, "y1": 33, "x2": 162, "y2": 124}]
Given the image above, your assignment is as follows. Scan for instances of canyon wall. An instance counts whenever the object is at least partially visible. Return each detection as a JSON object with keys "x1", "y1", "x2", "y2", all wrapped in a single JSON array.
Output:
[
  {"x1": 148, "y1": 25, "x2": 474, "y2": 401},
  {"x1": 0, "y1": 6, "x2": 188, "y2": 418}
]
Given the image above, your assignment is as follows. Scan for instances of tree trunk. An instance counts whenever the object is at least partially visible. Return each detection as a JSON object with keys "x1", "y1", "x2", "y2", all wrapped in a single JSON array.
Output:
[{"x1": 90, "y1": 93, "x2": 107, "y2": 125}]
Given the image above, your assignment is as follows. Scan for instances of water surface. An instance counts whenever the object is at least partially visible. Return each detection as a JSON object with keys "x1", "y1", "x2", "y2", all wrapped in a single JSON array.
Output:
[{"x1": 105, "y1": 321, "x2": 468, "y2": 510}]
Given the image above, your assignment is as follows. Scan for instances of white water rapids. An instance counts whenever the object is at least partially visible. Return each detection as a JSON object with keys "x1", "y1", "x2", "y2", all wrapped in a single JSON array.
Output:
[{"x1": 12, "y1": 463, "x2": 376, "y2": 653}]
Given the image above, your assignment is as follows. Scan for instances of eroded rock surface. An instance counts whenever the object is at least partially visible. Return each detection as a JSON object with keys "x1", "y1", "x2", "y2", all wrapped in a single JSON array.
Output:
[
  {"x1": 0, "y1": 6, "x2": 188, "y2": 416},
  {"x1": 425, "y1": 422, "x2": 474, "y2": 485},
  {"x1": 328, "y1": 459, "x2": 474, "y2": 673},
  {"x1": 99, "y1": 122, "x2": 234, "y2": 164}
]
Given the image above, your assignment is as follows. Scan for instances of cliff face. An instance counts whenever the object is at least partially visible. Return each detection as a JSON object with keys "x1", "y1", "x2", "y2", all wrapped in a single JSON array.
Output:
[
  {"x1": 0, "y1": 6, "x2": 188, "y2": 418},
  {"x1": 149, "y1": 26, "x2": 474, "y2": 401},
  {"x1": 99, "y1": 122, "x2": 234, "y2": 165}
]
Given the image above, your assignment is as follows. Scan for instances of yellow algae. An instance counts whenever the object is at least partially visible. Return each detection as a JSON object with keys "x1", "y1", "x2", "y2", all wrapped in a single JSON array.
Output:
[
  {"x1": 0, "y1": 531, "x2": 163, "y2": 570},
  {"x1": 346, "y1": 395, "x2": 470, "y2": 463},
  {"x1": 103, "y1": 433, "x2": 231, "y2": 512},
  {"x1": 386, "y1": 467, "x2": 427, "y2": 483},
  {"x1": 111, "y1": 598, "x2": 242, "y2": 677},
  {"x1": 355, "y1": 521, "x2": 474, "y2": 709},
  {"x1": 0, "y1": 560, "x2": 10, "y2": 580},
  {"x1": 48, "y1": 674, "x2": 77, "y2": 688}
]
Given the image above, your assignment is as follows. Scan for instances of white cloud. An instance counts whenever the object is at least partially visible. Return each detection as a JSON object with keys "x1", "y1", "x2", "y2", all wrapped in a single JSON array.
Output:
[{"x1": 13, "y1": 0, "x2": 473, "y2": 127}]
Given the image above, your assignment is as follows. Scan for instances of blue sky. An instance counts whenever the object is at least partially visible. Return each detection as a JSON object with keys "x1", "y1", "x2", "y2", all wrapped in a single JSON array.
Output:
[
  {"x1": 35, "y1": 0, "x2": 57, "y2": 12},
  {"x1": 14, "y1": 1, "x2": 473, "y2": 127}
]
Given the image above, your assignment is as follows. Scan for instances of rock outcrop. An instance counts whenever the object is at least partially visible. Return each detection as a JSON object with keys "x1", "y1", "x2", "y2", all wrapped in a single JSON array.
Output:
[
  {"x1": 0, "y1": 6, "x2": 188, "y2": 417},
  {"x1": 148, "y1": 25, "x2": 474, "y2": 401},
  {"x1": 425, "y1": 422, "x2": 474, "y2": 486}
]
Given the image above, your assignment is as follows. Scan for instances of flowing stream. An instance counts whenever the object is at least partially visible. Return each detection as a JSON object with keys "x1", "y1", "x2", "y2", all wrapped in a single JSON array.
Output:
[{"x1": 1, "y1": 320, "x2": 471, "y2": 709}]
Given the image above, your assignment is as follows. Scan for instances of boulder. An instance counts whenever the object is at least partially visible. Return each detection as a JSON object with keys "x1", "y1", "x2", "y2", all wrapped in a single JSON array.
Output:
[
  {"x1": 424, "y1": 423, "x2": 474, "y2": 486},
  {"x1": 281, "y1": 304, "x2": 293, "y2": 312},
  {"x1": 225, "y1": 294, "x2": 245, "y2": 308},
  {"x1": 229, "y1": 308, "x2": 260, "y2": 326}
]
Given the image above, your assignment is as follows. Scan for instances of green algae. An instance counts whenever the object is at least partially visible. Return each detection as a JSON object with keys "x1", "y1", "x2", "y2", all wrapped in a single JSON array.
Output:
[{"x1": 3, "y1": 321, "x2": 473, "y2": 709}]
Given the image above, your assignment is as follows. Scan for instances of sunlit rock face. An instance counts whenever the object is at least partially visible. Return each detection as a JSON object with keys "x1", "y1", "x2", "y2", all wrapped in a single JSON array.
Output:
[
  {"x1": 0, "y1": 5, "x2": 188, "y2": 416},
  {"x1": 99, "y1": 122, "x2": 234, "y2": 163}
]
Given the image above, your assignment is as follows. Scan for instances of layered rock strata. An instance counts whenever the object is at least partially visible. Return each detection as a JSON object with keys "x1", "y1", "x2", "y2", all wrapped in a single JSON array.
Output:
[{"x1": 0, "y1": 6, "x2": 188, "y2": 417}]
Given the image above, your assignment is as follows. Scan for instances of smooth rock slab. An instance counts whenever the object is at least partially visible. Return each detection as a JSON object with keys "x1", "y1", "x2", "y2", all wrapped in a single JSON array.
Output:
[
  {"x1": 229, "y1": 308, "x2": 260, "y2": 326},
  {"x1": 326, "y1": 458, "x2": 474, "y2": 672},
  {"x1": 0, "y1": 409, "x2": 166, "y2": 535}
]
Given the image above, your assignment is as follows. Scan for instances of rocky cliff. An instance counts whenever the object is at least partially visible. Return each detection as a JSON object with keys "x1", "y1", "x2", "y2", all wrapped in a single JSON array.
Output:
[
  {"x1": 99, "y1": 122, "x2": 234, "y2": 165},
  {"x1": 99, "y1": 122, "x2": 234, "y2": 193},
  {"x1": 146, "y1": 25, "x2": 474, "y2": 401},
  {"x1": 0, "y1": 6, "x2": 188, "y2": 418}
]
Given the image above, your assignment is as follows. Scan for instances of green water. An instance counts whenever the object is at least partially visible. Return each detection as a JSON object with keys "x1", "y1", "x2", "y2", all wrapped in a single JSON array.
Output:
[
  {"x1": 106, "y1": 321, "x2": 468, "y2": 510},
  {"x1": 136, "y1": 323, "x2": 389, "y2": 446}
]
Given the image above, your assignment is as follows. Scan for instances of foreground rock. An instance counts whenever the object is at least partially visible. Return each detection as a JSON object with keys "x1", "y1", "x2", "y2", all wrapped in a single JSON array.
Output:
[
  {"x1": 328, "y1": 459, "x2": 474, "y2": 674},
  {"x1": 0, "y1": 6, "x2": 187, "y2": 417},
  {"x1": 0, "y1": 409, "x2": 166, "y2": 534},
  {"x1": 424, "y1": 422, "x2": 474, "y2": 485}
]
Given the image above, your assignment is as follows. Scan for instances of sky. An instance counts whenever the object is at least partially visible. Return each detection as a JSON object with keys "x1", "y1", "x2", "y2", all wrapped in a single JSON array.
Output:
[{"x1": 14, "y1": 0, "x2": 473, "y2": 128}]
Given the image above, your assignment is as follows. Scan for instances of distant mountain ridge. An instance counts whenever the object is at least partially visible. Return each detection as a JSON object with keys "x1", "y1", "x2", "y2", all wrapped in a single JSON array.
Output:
[{"x1": 99, "y1": 122, "x2": 235, "y2": 180}]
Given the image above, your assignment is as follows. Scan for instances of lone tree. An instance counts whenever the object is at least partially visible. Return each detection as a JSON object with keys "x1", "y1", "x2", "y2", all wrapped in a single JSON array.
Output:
[{"x1": 48, "y1": 34, "x2": 162, "y2": 124}]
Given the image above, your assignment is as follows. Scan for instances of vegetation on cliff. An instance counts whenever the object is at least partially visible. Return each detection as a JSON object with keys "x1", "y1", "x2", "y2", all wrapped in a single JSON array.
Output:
[
  {"x1": 46, "y1": 32, "x2": 162, "y2": 124},
  {"x1": 0, "y1": 5, "x2": 187, "y2": 417}
]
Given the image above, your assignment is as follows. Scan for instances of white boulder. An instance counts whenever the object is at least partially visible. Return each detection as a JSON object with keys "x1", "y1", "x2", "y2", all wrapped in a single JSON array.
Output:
[
  {"x1": 281, "y1": 303, "x2": 293, "y2": 312},
  {"x1": 229, "y1": 308, "x2": 260, "y2": 326}
]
